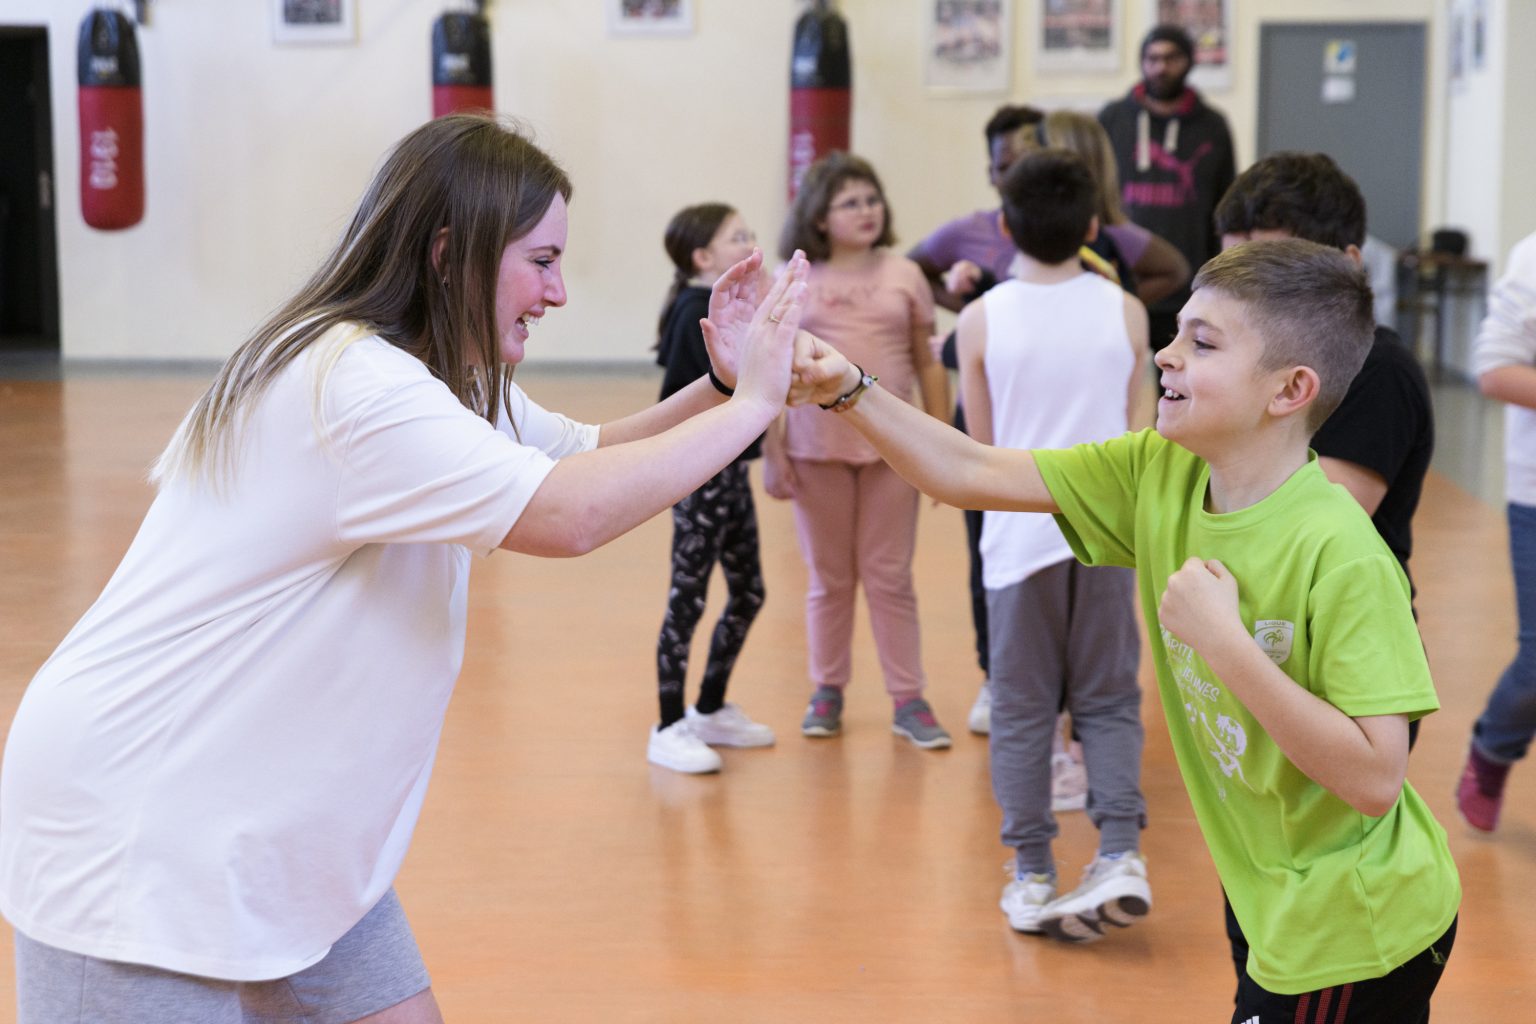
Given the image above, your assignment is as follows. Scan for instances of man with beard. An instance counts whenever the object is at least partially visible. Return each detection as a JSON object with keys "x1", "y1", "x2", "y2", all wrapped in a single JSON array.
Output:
[{"x1": 1099, "y1": 24, "x2": 1235, "y2": 350}]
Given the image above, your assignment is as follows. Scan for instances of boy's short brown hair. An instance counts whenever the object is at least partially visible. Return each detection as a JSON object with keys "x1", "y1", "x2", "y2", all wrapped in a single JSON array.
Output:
[{"x1": 1193, "y1": 239, "x2": 1374, "y2": 432}]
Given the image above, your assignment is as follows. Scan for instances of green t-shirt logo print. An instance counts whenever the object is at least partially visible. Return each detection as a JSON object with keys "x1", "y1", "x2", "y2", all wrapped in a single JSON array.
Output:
[{"x1": 1253, "y1": 619, "x2": 1295, "y2": 665}]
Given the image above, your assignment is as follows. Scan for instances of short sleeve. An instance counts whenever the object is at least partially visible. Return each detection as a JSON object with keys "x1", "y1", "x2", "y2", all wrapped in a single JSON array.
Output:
[
  {"x1": 335, "y1": 376, "x2": 556, "y2": 556},
  {"x1": 1307, "y1": 554, "x2": 1439, "y2": 719},
  {"x1": 1311, "y1": 344, "x2": 1428, "y2": 484},
  {"x1": 898, "y1": 255, "x2": 937, "y2": 330},
  {"x1": 1104, "y1": 222, "x2": 1152, "y2": 268},
  {"x1": 1033, "y1": 429, "x2": 1157, "y2": 569},
  {"x1": 496, "y1": 382, "x2": 600, "y2": 459},
  {"x1": 1472, "y1": 234, "x2": 1536, "y2": 376},
  {"x1": 907, "y1": 220, "x2": 963, "y2": 272}
]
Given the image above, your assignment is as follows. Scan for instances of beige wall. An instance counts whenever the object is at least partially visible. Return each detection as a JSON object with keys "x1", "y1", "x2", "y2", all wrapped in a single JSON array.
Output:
[{"x1": 5, "y1": 1, "x2": 1470, "y2": 363}]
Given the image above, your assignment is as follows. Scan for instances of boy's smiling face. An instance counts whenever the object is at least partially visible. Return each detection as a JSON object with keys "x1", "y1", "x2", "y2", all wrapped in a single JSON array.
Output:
[{"x1": 1154, "y1": 288, "x2": 1286, "y2": 455}]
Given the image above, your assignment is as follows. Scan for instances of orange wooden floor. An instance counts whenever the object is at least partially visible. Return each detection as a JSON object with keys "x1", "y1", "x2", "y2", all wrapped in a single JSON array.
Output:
[{"x1": 0, "y1": 366, "x2": 1531, "y2": 1021}]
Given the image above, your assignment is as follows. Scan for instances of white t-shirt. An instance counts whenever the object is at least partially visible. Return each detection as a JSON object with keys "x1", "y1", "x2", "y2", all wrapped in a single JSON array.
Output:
[
  {"x1": 1473, "y1": 231, "x2": 1536, "y2": 506},
  {"x1": 978, "y1": 274, "x2": 1135, "y2": 590},
  {"x1": 0, "y1": 331, "x2": 597, "y2": 980}
]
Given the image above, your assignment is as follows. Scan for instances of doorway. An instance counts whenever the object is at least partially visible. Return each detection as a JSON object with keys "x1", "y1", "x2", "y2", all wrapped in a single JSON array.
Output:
[
  {"x1": 1257, "y1": 22, "x2": 1427, "y2": 251},
  {"x1": 0, "y1": 26, "x2": 60, "y2": 353}
]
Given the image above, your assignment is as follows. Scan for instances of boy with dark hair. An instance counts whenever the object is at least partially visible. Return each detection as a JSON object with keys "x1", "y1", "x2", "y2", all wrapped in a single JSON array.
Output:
[
  {"x1": 791, "y1": 238, "x2": 1460, "y2": 1020},
  {"x1": 903, "y1": 103, "x2": 1046, "y2": 739},
  {"x1": 909, "y1": 104, "x2": 1047, "y2": 312},
  {"x1": 1215, "y1": 152, "x2": 1434, "y2": 604},
  {"x1": 959, "y1": 150, "x2": 1154, "y2": 938}
]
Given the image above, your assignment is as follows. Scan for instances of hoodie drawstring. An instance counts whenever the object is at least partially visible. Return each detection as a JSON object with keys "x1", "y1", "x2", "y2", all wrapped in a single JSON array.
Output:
[{"x1": 1135, "y1": 108, "x2": 1180, "y2": 171}]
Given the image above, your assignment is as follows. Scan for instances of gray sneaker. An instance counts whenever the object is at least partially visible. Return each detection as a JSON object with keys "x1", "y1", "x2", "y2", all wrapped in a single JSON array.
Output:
[
  {"x1": 801, "y1": 686, "x2": 844, "y2": 737},
  {"x1": 893, "y1": 697, "x2": 951, "y2": 749}
]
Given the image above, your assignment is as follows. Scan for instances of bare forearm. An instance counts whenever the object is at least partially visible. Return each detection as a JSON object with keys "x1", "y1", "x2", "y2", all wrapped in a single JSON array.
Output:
[
  {"x1": 506, "y1": 396, "x2": 774, "y2": 555},
  {"x1": 1199, "y1": 633, "x2": 1407, "y2": 815},
  {"x1": 917, "y1": 361, "x2": 951, "y2": 421},
  {"x1": 1481, "y1": 364, "x2": 1536, "y2": 411},
  {"x1": 596, "y1": 375, "x2": 724, "y2": 447},
  {"x1": 838, "y1": 383, "x2": 1054, "y2": 512}
]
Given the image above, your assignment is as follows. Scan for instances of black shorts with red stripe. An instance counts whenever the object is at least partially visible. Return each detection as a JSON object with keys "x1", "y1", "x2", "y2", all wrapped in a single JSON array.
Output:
[{"x1": 1229, "y1": 915, "x2": 1456, "y2": 1024}]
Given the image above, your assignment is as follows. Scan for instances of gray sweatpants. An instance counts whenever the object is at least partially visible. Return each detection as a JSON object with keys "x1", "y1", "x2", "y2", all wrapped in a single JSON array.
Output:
[{"x1": 987, "y1": 558, "x2": 1146, "y2": 876}]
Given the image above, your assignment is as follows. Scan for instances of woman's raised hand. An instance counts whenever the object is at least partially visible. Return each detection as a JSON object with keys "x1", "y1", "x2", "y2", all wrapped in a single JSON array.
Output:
[
  {"x1": 700, "y1": 248, "x2": 767, "y2": 389},
  {"x1": 723, "y1": 251, "x2": 809, "y2": 411}
]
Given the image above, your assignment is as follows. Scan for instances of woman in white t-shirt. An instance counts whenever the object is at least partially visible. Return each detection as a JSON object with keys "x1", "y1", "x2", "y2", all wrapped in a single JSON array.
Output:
[{"x1": 0, "y1": 114, "x2": 807, "y2": 1024}]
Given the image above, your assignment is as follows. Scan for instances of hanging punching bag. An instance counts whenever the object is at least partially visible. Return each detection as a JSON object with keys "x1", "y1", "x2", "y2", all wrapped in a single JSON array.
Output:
[
  {"x1": 78, "y1": 6, "x2": 144, "y2": 230},
  {"x1": 788, "y1": 0, "x2": 850, "y2": 199},
  {"x1": 432, "y1": 10, "x2": 493, "y2": 118}
]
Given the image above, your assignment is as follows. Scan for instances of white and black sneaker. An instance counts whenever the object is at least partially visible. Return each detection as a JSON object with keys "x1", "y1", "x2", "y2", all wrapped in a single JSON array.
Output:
[
  {"x1": 1038, "y1": 851, "x2": 1151, "y2": 943},
  {"x1": 999, "y1": 865, "x2": 1057, "y2": 934}
]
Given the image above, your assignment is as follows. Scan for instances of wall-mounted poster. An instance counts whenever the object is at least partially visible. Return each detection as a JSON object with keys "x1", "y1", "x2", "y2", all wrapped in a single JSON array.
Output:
[
  {"x1": 271, "y1": 0, "x2": 355, "y2": 46},
  {"x1": 607, "y1": 0, "x2": 694, "y2": 37},
  {"x1": 1146, "y1": 0, "x2": 1231, "y2": 91},
  {"x1": 926, "y1": 0, "x2": 1013, "y2": 94},
  {"x1": 1037, "y1": 0, "x2": 1120, "y2": 73}
]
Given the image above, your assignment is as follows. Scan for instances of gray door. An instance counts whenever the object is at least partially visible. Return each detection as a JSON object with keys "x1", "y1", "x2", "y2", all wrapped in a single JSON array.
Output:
[{"x1": 1257, "y1": 23, "x2": 1426, "y2": 250}]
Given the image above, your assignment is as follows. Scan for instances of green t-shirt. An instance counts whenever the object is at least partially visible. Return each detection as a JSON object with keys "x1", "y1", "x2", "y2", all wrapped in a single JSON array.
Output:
[{"x1": 1035, "y1": 429, "x2": 1460, "y2": 994}]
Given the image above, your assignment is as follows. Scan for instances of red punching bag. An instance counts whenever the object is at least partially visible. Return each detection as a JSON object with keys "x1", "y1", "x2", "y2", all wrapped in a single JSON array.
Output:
[
  {"x1": 432, "y1": 10, "x2": 493, "y2": 118},
  {"x1": 78, "y1": 6, "x2": 144, "y2": 230},
  {"x1": 788, "y1": 0, "x2": 850, "y2": 199}
]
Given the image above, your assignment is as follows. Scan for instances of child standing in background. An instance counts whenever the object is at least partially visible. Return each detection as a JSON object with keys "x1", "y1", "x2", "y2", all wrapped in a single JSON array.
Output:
[
  {"x1": 957, "y1": 150, "x2": 1154, "y2": 939},
  {"x1": 768, "y1": 152, "x2": 954, "y2": 748},
  {"x1": 649, "y1": 204, "x2": 777, "y2": 774}
]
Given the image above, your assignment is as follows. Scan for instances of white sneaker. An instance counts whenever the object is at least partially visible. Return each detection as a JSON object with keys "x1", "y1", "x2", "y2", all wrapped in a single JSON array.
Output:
[
  {"x1": 1039, "y1": 852, "x2": 1151, "y2": 944},
  {"x1": 686, "y1": 703, "x2": 776, "y2": 748},
  {"x1": 999, "y1": 866, "x2": 1057, "y2": 934},
  {"x1": 1050, "y1": 751, "x2": 1088, "y2": 813},
  {"x1": 968, "y1": 680, "x2": 992, "y2": 735},
  {"x1": 647, "y1": 719, "x2": 723, "y2": 774}
]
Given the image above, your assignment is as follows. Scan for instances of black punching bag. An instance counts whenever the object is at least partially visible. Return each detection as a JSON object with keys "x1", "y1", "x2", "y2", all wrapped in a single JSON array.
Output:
[
  {"x1": 432, "y1": 10, "x2": 493, "y2": 118},
  {"x1": 788, "y1": 0, "x2": 850, "y2": 199},
  {"x1": 78, "y1": 6, "x2": 144, "y2": 230}
]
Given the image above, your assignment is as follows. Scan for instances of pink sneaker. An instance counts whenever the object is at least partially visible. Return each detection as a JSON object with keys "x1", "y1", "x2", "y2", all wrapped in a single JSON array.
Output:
[{"x1": 1456, "y1": 746, "x2": 1511, "y2": 832}]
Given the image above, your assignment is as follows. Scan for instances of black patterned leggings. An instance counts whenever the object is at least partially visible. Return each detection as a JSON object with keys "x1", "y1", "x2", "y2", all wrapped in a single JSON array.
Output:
[{"x1": 656, "y1": 462, "x2": 765, "y2": 727}]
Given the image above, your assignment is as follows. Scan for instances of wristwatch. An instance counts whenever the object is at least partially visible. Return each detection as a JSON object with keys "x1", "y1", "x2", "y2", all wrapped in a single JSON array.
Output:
[{"x1": 820, "y1": 364, "x2": 878, "y2": 413}]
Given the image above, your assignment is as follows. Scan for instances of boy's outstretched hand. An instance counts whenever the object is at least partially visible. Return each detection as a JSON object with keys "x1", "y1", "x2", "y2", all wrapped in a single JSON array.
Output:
[
  {"x1": 1159, "y1": 557, "x2": 1247, "y2": 657},
  {"x1": 789, "y1": 331, "x2": 859, "y2": 407}
]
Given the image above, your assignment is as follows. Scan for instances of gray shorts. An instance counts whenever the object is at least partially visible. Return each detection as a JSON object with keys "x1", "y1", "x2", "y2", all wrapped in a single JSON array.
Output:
[{"x1": 14, "y1": 889, "x2": 431, "y2": 1024}]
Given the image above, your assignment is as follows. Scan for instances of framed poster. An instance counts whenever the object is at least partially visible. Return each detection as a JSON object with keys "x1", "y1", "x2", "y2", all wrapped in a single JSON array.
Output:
[
  {"x1": 1037, "y1": 0, "x2": 1121, "y2": 74},
  {"x1": 926, "y1": 0, "x2": 1013, "y2": 94},
  {"x1": 1147, "y1": 0, "x2": 1232, "y2": 91},
  {"x1": 607, "y1": 0, "x2": 694, "y2": 37},
  {"x1": 271, "y1": 0, "x2": 355, "y2": 46}
]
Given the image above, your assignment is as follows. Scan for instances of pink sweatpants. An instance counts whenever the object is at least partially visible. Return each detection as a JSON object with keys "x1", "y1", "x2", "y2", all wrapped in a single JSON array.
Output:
[{"x1": 790, "y1": 457, "x2": 926, "y2": 701}]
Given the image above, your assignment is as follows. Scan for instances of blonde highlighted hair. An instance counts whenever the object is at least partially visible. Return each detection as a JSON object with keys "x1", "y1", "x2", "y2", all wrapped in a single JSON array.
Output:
[
  {"x1": 1038, "y1": 110, "x2": 1127, "y2": 226},
  {"x1": 153, "y1": 113, "x2": 572, "y2": 485}
]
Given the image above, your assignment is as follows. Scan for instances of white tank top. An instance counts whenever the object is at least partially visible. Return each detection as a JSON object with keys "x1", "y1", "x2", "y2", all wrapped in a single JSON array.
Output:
[{"x1": 979, "y1": 274, "x2": 1136, "y2": 589}]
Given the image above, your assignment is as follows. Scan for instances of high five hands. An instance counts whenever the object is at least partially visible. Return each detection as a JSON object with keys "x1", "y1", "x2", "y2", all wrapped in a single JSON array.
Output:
[
  {"x1": 701, "y1": 249, "x2": 810, "y2": 409},
  {"x1": 700, "y1": 249, "x2": 859, "y2": 411}
]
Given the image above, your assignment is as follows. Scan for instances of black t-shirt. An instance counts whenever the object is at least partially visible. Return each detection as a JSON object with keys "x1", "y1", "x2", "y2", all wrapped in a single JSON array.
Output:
[
  {"x1": 1310, "y1": 326, "x2": 1433, "y2": 591},
  {"x1": 656, "y1": 285, "x2": 762, "y2": 461}
]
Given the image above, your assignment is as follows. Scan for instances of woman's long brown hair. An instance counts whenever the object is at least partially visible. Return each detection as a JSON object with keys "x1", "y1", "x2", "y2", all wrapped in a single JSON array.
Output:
[{"x1": 154, "y1": 113, "x2": 572, "y2": 485}]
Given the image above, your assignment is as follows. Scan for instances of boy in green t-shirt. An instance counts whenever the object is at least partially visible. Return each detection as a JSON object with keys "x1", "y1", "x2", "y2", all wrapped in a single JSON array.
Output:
[{"x1": 789, "y1": 238, "x2": 1460, "y2": 1020}]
